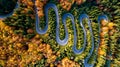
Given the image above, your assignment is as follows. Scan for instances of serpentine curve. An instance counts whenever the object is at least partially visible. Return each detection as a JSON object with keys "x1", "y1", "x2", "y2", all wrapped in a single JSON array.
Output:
[{"x1": 35, "y1": 3, "x2": 95, "y2": 67}]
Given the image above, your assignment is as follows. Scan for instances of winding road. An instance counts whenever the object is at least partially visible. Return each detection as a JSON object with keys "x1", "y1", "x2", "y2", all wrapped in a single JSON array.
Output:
[
  {"x1": 0, "y1": 2, "x2": 110, "y2": 67},
  {"x1": 35, "y1": 3, "x2": 95, "y2": 67}
]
